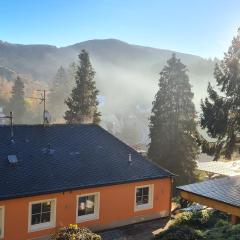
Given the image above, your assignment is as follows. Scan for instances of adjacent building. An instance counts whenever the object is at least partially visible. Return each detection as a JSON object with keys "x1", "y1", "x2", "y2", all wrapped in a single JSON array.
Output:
[
  {"x1": 0, "y1": 124, "x2": 173, "y2": 240},
  {"x1": 177, "y1": 176, "x2": 240, "y2": 224}
]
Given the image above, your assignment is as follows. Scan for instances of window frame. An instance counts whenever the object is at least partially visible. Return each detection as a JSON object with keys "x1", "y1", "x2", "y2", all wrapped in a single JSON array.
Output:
[
  {"x1": 76, "y1": 192, "x2": 100, "y2": 223},
  {"x1": 0, "y1": 206, "x2": 5, "y2": 239},
  {"x1": 28, "y1": 198, "x2": 56, "y2": 233},
  {"x1": 134, "y1": 184, "x2": 154, "y2": 212}
]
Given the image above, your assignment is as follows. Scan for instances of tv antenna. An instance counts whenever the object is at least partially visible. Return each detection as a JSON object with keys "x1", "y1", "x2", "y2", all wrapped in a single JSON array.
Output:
[
  {"x1": 28, "y1": 90, "x2": 51, "y2": 125},
  {"x1": 0, "y1": 111, "x2": 14, "y2": 138}
]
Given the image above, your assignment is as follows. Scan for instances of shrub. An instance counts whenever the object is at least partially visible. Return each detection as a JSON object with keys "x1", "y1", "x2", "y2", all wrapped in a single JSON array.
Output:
[
  {"x1": 154, "y1": 225, "x2": 204, "y2": 240},
  {"x1": 203, "y1": 223, "x2": 240, "y2": 240},
  {"x1": 190, "y1": 210, "x2": 210, "y2": 227},
  {"x1": 214, "y1": 219, "x2": 230, "y2": 228},
  {"x1": 51, "y1": 224, "x2": 102, "y2": 240},
  {"x1": 174, "y1": 212, "x2": 193, "y2": 225},
  {"x1": 173, "y1": 210, "x2": 210, "y2": 228}
]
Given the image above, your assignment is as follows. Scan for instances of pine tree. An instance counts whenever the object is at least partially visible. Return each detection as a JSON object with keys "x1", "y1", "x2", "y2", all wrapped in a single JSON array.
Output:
[
  {"x1": 48, "y1": 66, "x2": 69, "y2": 121},
  {"x1": 68, "y1": 62, "x2": 78, "y2": 86},
  {"x1": 64, "y1": 50, "x2": 101, "y2": 124},
  {"x1": 7, "y1": 76, "x2": 26, "y2": 124},
  {"x1": 148, "y1": 54, "x2": 199, "y2": 185},
  {"x1": 200, "y1": 29, "x2": 240, "y2": 160}
]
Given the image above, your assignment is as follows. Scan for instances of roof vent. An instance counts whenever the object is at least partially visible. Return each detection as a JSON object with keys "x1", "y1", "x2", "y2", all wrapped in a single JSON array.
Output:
[
  {"x1": 8, "y1": 155, "x2": 18, "y2": 164},
  {"x1": 42, "y1": 144, "x2": 56, "y2": 155},
  {"x1": 128, "y1": 154, "x2": 132, "y2": 163}
]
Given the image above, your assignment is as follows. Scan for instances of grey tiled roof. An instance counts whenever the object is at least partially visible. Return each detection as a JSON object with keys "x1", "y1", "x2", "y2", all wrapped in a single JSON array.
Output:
[
  {"x1": 177, "y1": 176, "x2": 240, "y2": 207},
  {"x1": 0, "y1": 124, "x2": 172, "y2": 200}
]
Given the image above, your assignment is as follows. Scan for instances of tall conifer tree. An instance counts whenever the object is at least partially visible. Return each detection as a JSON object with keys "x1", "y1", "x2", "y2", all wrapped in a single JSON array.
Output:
[
  {"x1": 200, "y1": 29, "x2": 240, "y2": 160},
  {"x1": 148, "y1": 54, "x2": 198, "y2": 185},
  {"x1": 64, "y1": 50, "x2": 101, "y2": 124},
  {"x1": 7, "y1": 76, "x2": 26, "y2": 124}
]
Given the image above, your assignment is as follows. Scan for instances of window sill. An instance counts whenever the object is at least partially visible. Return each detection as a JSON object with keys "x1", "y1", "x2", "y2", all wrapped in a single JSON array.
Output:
[
  {"x1": 28, "y1": 222, "x2": 55, "y2": 233},
  {"x1": 76, "y1": 213, "x2": 99, "y2": 223},
  {"x1": 134, "y1": 203, "x2": 153, "y2": 212}
]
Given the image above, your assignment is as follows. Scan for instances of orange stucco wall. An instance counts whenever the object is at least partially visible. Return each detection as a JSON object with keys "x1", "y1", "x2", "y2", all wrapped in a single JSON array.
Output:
[{"x1": 0, "y1": 178, "x2": 171, "y2": 240}]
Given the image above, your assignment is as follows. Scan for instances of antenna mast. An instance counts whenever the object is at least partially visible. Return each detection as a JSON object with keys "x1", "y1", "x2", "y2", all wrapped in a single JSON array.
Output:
[
  {"x1": 28, "y1": 89, "x2": 49, "y2": 125},
  {"x1": 0, "y1": 111, "x2": 14, "y2": 139}
]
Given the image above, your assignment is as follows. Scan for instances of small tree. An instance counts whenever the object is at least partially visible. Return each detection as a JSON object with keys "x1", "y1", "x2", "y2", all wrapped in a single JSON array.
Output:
[
  {"x1": 51, "y1": 224, "x2": 101, "y2": 240},
  {"x1": 148, "y1": 54, "x2": 199, "y2": 185},
  {"x1": 64, "y1": 50, "x2": 101, "y2": 124},
  {"x1": 200, "y1": 28, "x2": 240, "y2": 160},
  {"x1": 7, "y1": 76, "x2": 26, "y2": 124}
]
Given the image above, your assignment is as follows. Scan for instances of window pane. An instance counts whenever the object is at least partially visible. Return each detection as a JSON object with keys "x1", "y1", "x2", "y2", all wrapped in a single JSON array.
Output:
[
  {"x1": 87, "y1": 195, "x2": 95, "y2": 203},
  {"x1": 142, "y1": 187, "x2": 149, "y2": 195},
  {"x1": 136, "y1": 196, "x2": 143, "y2": 205},
  {"x1": 79, "y1": 196, "x2": 87, "y2": 205},
  {"x1": 41, "y1": 212, "x2": 51, "y2": 223},
  {"x1": 31, "y1": 214, "x2": 41, "y2": 225},
  {"x1": 86, "y1": 207, "x2": 94, "y2": 214},
  {"x1": 78, "y1": 208, "x2": 86, "y2": 216},
  {"x1": 78, "y1": 196, "x2": 86, "y2": 216},
  {"x1": 86, "y1": 196, "x2": 94, "y2": 214},
  {"x1": 42, "y1": 201, "x2": 51, "y2": 212},
  {"x1": 32, "y1": 203, "x2": 41, "y2": 215},
  {"x1": 78, "y1": 195, "x2": 96, "y2": 216},
  {"x1": 142, "y1": 195, "x2": 149, "y2": 204},
  {"x1": 136, "y1": 188, "x2": 142, "y2": 197}
]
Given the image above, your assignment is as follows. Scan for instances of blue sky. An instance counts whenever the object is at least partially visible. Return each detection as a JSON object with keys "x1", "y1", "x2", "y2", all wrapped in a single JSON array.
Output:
[{"x1": 1, "y1": 0, "x2": 240, "y2": 58}]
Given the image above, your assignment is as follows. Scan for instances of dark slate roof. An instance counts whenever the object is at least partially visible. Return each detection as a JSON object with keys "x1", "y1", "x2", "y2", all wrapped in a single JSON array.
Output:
[
  {"x1": 0, "y1": 124, "x2": 172, "y2": 200},
  {"x1": 177, "y1": 176, "x2": 240, "y2": 207}
]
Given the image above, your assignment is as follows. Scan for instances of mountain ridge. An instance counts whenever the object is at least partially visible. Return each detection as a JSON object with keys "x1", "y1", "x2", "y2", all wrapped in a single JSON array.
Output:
[{"x1": 0, "y1": 38, "x2": 210, "y2": 58}]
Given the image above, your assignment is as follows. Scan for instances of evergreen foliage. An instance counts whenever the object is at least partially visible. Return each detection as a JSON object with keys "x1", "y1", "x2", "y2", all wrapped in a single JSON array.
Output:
[
  {"x1": 154, "y1": 209, "x2": 237, "y2": 240},
  {"x1": 7, "y1": 76, "x2": 26, "y2": 124},
  {"x1": 200, "y1": 29, "x2": 240, "y2": 160},
  {"x1": 48, "y1": 66, "x2": 69, "y2": 121},
  {"x1": 64, "y1": 50, "x2": 101, "y2": 124},
  {"x1": 148, "y1": 54, "x2": 198, "y2": 185}
]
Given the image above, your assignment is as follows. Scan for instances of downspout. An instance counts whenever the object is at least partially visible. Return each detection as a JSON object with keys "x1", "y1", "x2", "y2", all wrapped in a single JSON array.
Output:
[{"x1": 168, "y1": 177, "x2": 173, "y2": 219}]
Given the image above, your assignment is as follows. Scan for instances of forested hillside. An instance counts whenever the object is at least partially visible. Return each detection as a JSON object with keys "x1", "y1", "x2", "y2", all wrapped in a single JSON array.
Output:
[{"x1": 0, "y1": 39, "x2": 217, "y2": 144}]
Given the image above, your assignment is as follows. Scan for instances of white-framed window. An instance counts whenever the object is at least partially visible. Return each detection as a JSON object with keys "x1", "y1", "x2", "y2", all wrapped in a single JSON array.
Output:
[
  {"x1": 28, "y1": 199, "x2": 56, "y2": 232},
  {"x1": 134, "y1": 184, "x2": 154, "y2": 211},
  {"x1": 76, "y1": 192, "x2": 100, "y2": 222},
  {"x1": 0, "y1": 206, "x2": 4, "y2": 238}
]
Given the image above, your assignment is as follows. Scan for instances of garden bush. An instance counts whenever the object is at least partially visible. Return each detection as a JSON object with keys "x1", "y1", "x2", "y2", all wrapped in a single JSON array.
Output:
[
  {"x1": 156, "y1": 209, "x2": 240, "y2": 240},
  {"x1": 51, "y1": 224, "x2": 101, "y2": 240},
  {"x1": 173, "y1": 210, "x2": 211, "y2": 228},
  {"x1": 203, "y1": 224, "x2": 240, "y2": 240},
  {"x1": 154, "y1": 225, "x2": 204, "y2": 240},
  {"x1": 173, "y1": 209, "x2": 229, "y2": 229}
]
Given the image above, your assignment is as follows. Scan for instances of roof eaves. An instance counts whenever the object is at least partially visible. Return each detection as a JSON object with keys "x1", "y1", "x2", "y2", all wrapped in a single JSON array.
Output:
[{"x1": 0, "y1": 175, "x2": 172, "y2": 201}]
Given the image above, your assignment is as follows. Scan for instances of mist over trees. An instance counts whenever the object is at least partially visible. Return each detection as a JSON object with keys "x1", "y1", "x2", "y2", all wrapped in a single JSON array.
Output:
[
  {"x1": 5, "y1": 76, "x2": 26, "y2": 124},
  {"x1": 65, "y1": 50, "x2": 101, "y2": 124},
  {"x1": 148, "y1": 54, "x2": 199, "y2": 185},
  {"x1": 48, "y1": 66, "x2": 69, "y2": 121},
  {"x1": 0, "y1": 39, "x2": 217, "y2": 145},
  {"x1": 200, "y1": 29, "x2": 240, "y2": 160}
]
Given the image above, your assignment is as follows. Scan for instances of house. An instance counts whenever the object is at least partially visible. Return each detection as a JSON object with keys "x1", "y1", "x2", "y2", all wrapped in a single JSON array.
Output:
[
  {"x1": 177, "y1": 176, "x2": 240, "y2": 224},
  {"x1": 0, "y1": 124, "x2": 173, "y2": 240},
  {"x1": 197, "y1": 160, "x2": 240, "y2": 178}
]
